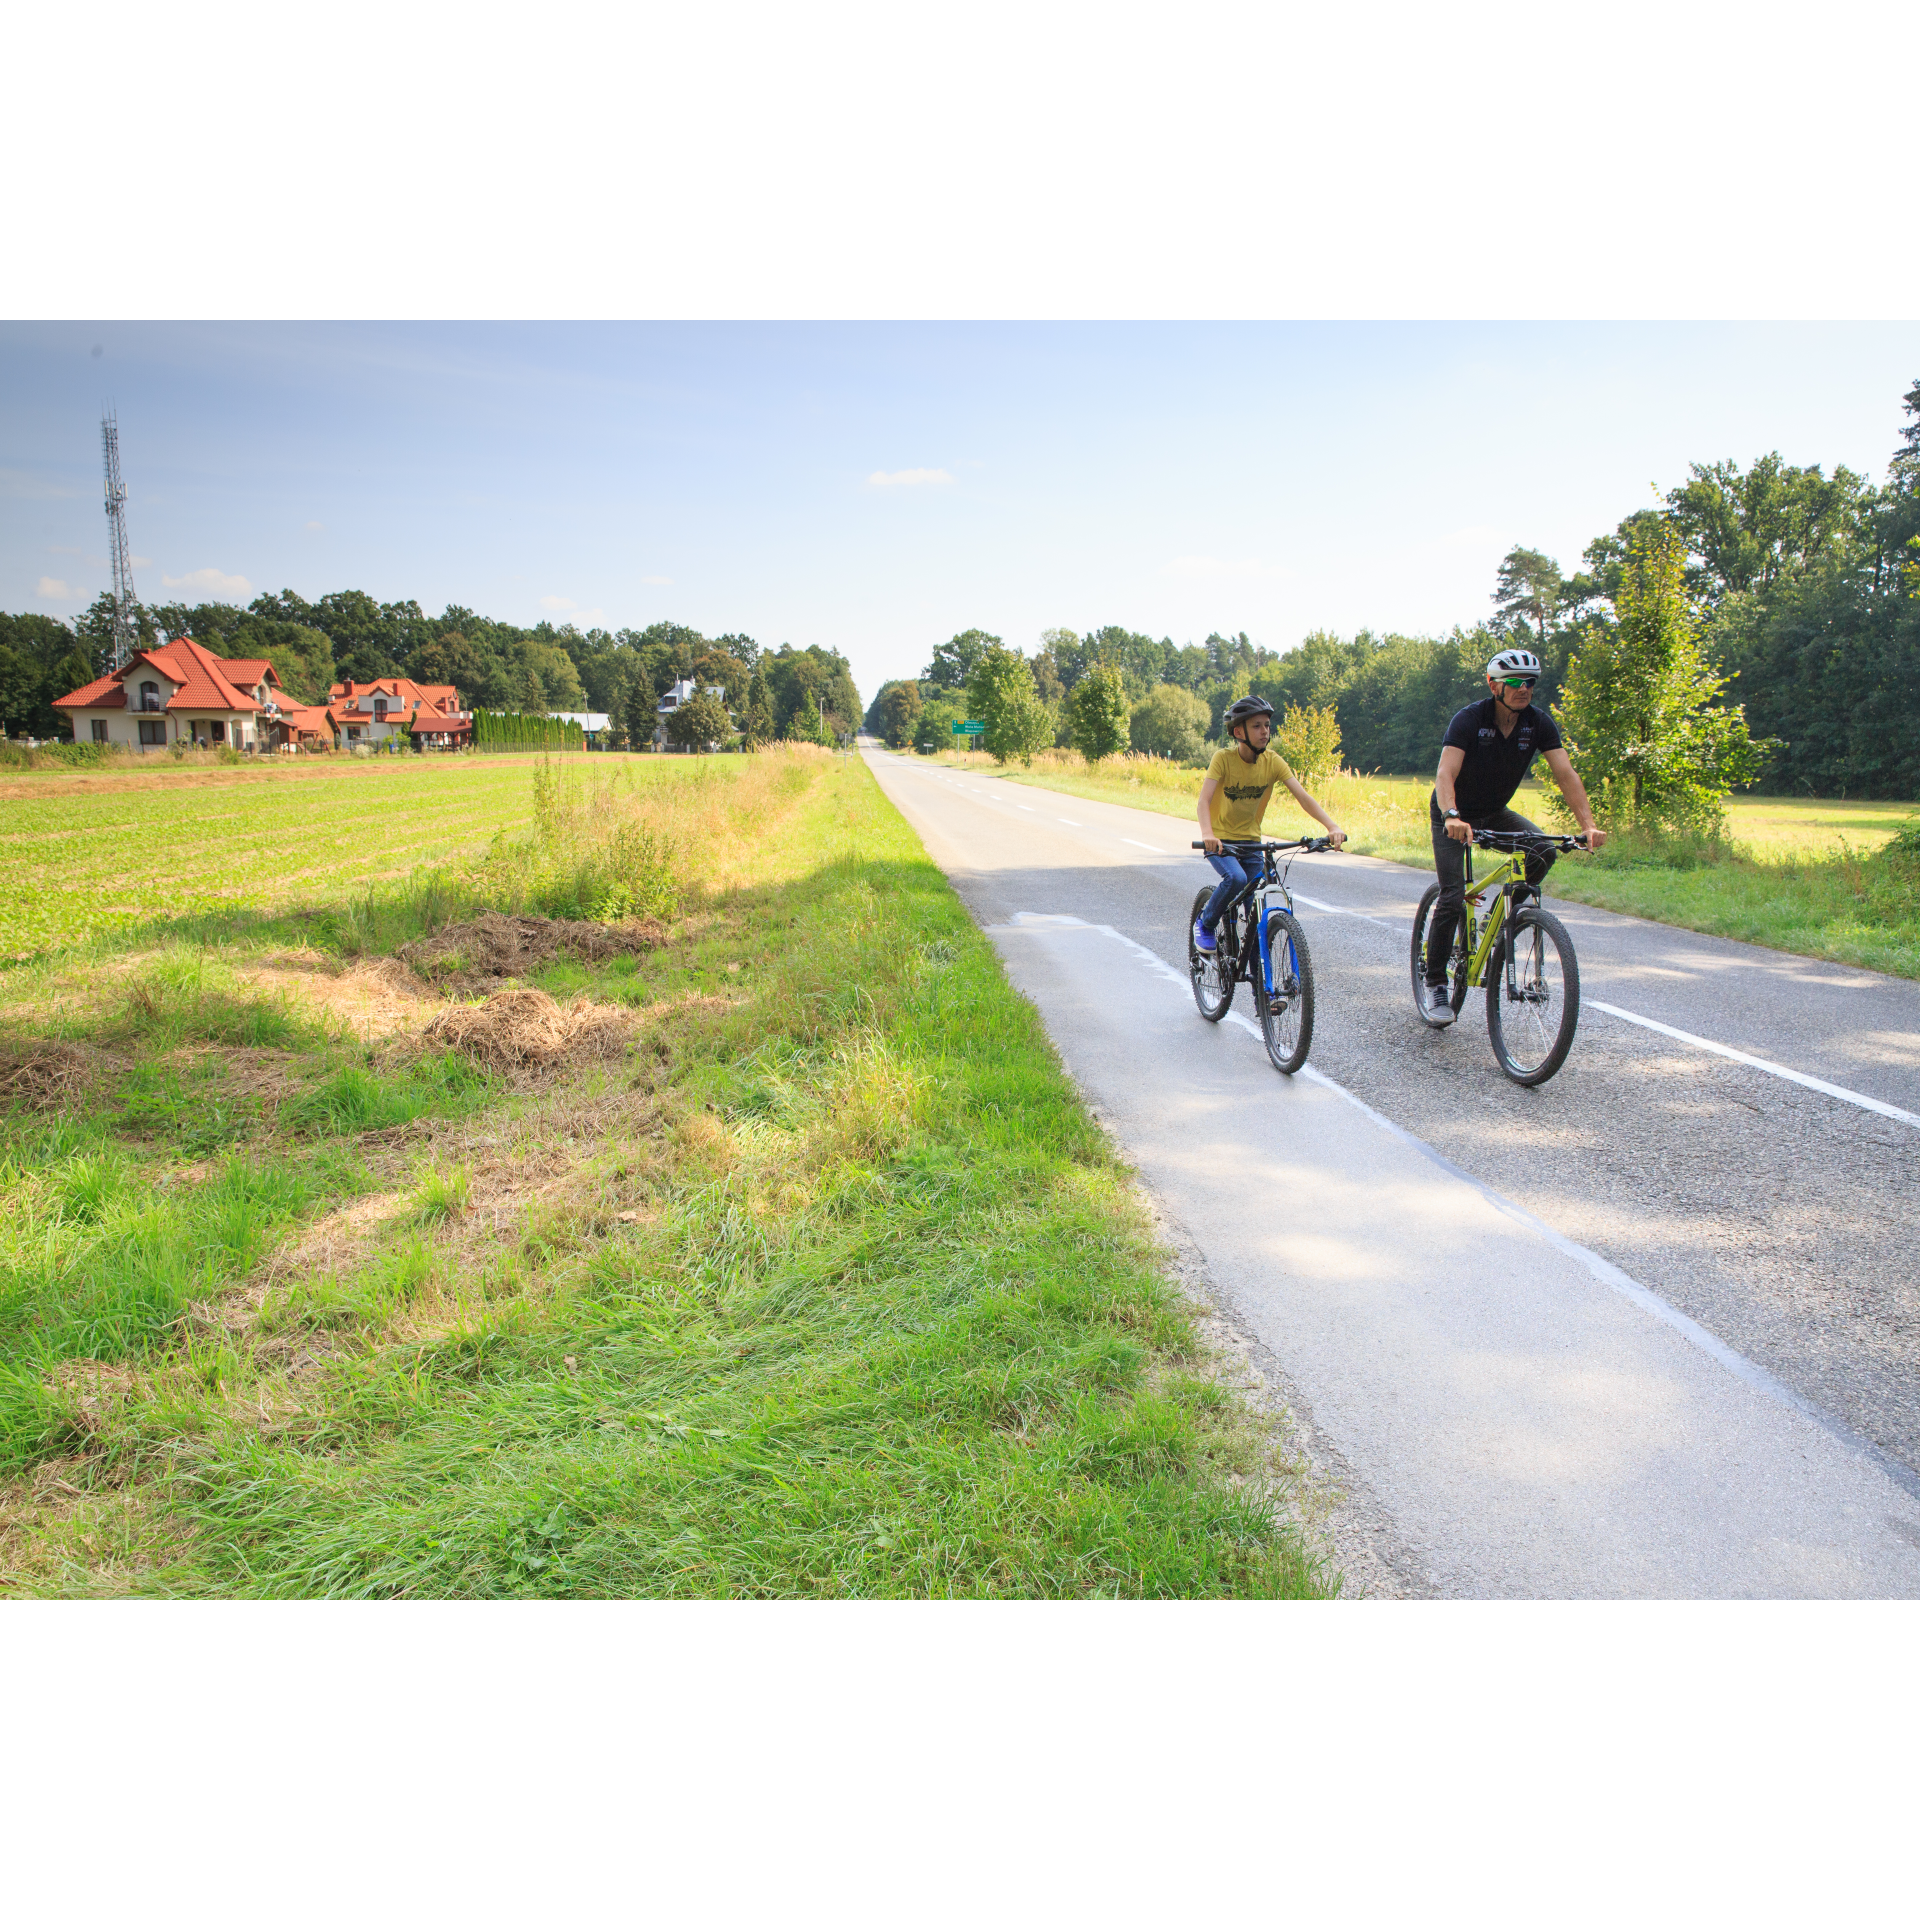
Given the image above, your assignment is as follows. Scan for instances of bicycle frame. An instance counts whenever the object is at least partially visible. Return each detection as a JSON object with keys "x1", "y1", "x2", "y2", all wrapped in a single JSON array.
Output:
[{"x1": 1456, "y1": 846, "x2": 1533, "y2": 990}]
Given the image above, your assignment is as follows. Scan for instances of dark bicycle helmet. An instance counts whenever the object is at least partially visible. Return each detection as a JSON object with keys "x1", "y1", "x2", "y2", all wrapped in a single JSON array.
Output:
[{"x1": 1223, "y1": 694, "x2": 1275, "y2": 735}]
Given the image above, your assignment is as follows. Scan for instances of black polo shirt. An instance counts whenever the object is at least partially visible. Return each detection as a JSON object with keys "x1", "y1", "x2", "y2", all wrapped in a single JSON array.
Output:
[{"x1": 1441, "y1": 698, "x2": 1562, "y2": 817}]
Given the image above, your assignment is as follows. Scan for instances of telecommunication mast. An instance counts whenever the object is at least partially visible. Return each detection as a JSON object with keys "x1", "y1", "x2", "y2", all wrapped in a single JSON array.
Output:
[{"x1": 101, "y1": 410, "x2": 140, "y2": 669}]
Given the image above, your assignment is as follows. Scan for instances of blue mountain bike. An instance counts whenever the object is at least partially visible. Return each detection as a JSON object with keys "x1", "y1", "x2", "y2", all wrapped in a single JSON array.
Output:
[{"x1": 1187, "y1": 837, "x2": 1334, "y2": 1074}]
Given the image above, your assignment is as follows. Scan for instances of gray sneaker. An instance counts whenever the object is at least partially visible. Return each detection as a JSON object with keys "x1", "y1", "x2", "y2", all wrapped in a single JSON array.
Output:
[{"x1": 1423, "y1": 981, "x2": 1457, "y2": 1026}]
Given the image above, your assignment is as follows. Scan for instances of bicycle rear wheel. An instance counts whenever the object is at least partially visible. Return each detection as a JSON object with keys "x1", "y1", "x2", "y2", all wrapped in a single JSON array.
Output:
[
  {"x1": 1486, "y1": 905, "x2": 1580, "y2": 1085},
  {"x1": 1410, "y1": 883, "x2": 1470, "y2": 1027},
  {"x1": 1188, "y1": 886, "x2": 1234, "y2": 1021},
  {"x1": 1257, "y1": 908, "x2": 1315, "y2": 1073}
]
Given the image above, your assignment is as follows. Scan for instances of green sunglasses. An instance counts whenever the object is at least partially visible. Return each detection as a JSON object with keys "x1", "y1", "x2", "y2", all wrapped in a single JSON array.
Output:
[{"x1": 1499, "y1": 674, "x2": 1538, "y2": 689}]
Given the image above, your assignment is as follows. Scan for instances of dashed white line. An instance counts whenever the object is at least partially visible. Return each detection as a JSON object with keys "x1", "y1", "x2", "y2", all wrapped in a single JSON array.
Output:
[
  {"x1": 1122, "y1": 839, "x2": 1163, "y2": 852},
  {"x1": 1057, "y1": 818, "x2": 1083, "y2": 827}
]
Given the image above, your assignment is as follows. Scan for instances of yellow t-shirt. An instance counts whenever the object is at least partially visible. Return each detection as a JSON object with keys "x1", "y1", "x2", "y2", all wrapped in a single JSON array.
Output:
[{"x1": 1205, "y1": 745, "x2": 1298, "y2": 841}]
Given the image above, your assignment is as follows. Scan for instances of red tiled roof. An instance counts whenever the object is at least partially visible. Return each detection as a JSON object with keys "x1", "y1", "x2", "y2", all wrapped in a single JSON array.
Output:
[
  {"x1": 53, "y1": 673, "x2": 127, "y2": 712},
  {"x1": 217, "y1": 658, "x2": 281, "y2": 689},
  {"x1": 54, "y1": 639, "x2": 273, "y2": 716},
  {"x1": 269, "y1": 701, "x2": 336, "y2": 736}
]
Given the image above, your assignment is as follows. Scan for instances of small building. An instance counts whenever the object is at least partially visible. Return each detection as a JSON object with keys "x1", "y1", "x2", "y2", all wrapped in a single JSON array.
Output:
[
  {"x1": 653, "y1": 679, "x2": 728, "y2": 750},
  {"x1": 548, "y1": 711, "x2": 612, "y2": 745},
  {"x1": 327, "y1": 677, "x2": 471, "y2": 749},
  {"x1": 53, "y1": 638, "x2": 282, "y2": 752}
]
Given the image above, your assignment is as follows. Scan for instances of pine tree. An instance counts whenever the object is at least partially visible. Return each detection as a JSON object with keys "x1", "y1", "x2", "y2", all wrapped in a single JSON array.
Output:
[{"x1": 744, "y1": 666, "x2": 776, "y2": 749}]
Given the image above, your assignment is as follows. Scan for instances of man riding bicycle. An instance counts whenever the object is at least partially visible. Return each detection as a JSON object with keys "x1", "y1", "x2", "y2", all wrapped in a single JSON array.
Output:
[
  {"x1": 1421, "y1": 648, "x2": 1605, "y2": 1024},
  {"x1": 1194, "y1": 695, "x2": 1347, "y2": 952}
]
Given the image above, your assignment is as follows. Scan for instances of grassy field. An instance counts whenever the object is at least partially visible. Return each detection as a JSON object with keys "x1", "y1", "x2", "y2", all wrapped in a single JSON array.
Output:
[
  {"x1": 0, "y1": 748, "x2": 1327, "y2": 1597},
  {"x1": 914, "y1": 748, "x2": 1920, "y2": 980},
  {"x1": 0, "y1": 755, "x2": 562, "y2": 962}
]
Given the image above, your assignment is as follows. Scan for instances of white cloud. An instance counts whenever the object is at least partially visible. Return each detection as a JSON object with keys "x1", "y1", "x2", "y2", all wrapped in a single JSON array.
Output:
[
  {"x1": 540, "y1": 595, "x2": 577, "y2": 611},
  {"x1": 866, "y1": 468, "x2": 954, "y2": 488},
  {"x1": 161, "y1": 566, "x2": 253, "y2": 600},
  {"x1": 50, "y1": 545, "x2": 105, "y2": 566},
  {"x1": 639, "y1": 574, "x2": 672, "y2": 586},
  {"x1": 36, "y1": 576, "x2": 77, "y2": 601},
  {"x1": 304, "y1": 520, "x2": 324, "y2": 533},
  {"x1": 132, "y1": 555, "x2": 153, "y2": 569}
]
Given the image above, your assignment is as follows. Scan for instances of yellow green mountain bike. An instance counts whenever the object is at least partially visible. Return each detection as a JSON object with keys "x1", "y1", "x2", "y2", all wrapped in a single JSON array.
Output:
[{"x1": 1411, "y1": 828, "x2": 1589, "y2": 1086}]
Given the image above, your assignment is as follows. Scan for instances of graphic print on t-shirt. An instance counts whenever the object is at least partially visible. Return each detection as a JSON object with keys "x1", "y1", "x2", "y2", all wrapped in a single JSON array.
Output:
[
  {"x1": 1205, "y1": 745, "x2": 1297, "y2": 840},
  {"x1": 1443, "y1": 698, "x2": 1561, "y2": 817}
]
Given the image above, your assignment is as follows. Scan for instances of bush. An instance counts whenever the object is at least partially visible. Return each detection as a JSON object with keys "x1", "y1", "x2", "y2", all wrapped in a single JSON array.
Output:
[
  {"x1": 1275, "y1": 704, "x2": 1342, "y2": 788},
  {"x1": 1129, "y1": 684, "x2": 1210, "y2": 763}
]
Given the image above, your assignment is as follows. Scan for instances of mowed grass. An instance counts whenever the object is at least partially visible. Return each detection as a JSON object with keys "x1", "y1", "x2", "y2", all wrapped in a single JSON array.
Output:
[
  {"x1": 910, "y1": 748, "x2": 1920, "y2": 980},
  {"x1": 1, "y1": 750, "x2": 1326, "y2": 1598},
  {"x1": 0, "y1": 752, "x2": 698, "y2": 963}
]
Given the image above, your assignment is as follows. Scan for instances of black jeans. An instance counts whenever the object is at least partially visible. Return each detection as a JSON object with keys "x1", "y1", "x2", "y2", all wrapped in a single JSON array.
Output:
[{"x1": 1424, "y1": 795, "x2": 1556, "y2": 984}]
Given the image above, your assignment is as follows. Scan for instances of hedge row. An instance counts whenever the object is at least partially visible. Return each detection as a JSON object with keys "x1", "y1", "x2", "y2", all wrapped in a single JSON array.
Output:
[{"x1": 470, "y1": 710, "x2": 586, "y2": 752}]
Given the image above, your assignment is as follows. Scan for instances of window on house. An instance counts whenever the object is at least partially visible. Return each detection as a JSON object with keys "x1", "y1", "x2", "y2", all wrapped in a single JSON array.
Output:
[
  {"x1": 211, "y1": 721, "x2": 226, "y2": 743},
  {"x1": 139, "y1": 681, "x2": 161, "y2": 711},
  {"x1": 90, "y1": 718, "x2": 110, "y2": 743},
  {"x1": 138, "y1": 720, "x2": 166, "y2": 746},
  {"x1": 374, "y1": 700, "x2": 388, "y2": 721}
]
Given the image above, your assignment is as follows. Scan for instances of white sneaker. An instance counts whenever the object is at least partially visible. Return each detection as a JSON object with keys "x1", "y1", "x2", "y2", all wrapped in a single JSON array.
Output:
[{"x1": 1424, "y1": 982, "x2": 1456, "y2": 1026}]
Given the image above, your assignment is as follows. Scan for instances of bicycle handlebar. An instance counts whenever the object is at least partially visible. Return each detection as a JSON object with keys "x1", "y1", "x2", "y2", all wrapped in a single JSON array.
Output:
[
  {"x1": 1191, "y1": 836, "x2": 1338, "y2": 853},
  {"x1": 1470, "y1": 828, "x2": 1590, "y2": 854}
]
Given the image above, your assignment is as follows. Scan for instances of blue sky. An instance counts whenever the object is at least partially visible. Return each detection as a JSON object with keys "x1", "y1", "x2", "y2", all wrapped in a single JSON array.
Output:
[{"x1": 5, "y1": 322, "x2": 1915, "y2": 704}]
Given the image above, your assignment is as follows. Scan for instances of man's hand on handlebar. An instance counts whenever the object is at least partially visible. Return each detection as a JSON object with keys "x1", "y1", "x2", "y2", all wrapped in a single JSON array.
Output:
[
  {"x1": 1581, "y1": 826, "x2": 1607, "y2": 851},
  {"x1": 1446, "y1": 815, "x2": 1473, "y2": 845}
]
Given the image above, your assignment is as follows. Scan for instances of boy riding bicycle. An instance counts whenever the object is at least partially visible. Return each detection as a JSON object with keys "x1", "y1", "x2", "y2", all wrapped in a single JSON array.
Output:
[
  {"x1": 1422, "y1": 647, "x2": 1605, "y2": 1024},
  {"x1": 1193, "y1": 695, "x2": 1347, "y2": 952}
]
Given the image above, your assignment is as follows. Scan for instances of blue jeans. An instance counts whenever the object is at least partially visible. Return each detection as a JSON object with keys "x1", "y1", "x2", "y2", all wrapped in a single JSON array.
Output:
[{"x1": 1200, "y1": 849, "x2": 1262, "y2": 931}]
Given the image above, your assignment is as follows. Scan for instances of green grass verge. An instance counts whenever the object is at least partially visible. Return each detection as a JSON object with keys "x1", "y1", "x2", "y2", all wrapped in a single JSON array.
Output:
[{"x1": 2, "y1": 753, "x2": 1328, "y2": 1598}]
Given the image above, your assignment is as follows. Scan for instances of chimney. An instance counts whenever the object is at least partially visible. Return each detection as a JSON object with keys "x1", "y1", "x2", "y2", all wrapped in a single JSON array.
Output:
[{"x1": 344, "y1": 679, "x2": 354, "y2": 697}]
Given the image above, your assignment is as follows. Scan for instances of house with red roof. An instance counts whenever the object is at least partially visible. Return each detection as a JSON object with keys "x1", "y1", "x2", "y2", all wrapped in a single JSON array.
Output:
[
  {"x1": 54, "y1": 638, "x2": 288, "y2": 753},
  {"x1": 328, "y1": 676, "x2": 471, "y2": 749}
]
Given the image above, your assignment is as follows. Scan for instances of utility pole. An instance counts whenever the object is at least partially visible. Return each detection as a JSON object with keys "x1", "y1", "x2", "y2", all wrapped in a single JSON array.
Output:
[{"x1": 101, "y1": 411, "x2": 140, "y2": 670}]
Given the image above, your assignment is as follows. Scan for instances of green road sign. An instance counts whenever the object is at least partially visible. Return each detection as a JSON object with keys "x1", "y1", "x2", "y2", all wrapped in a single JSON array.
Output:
[{"x1": 951, "y1": 720, "x2": 986, "y2": 735}]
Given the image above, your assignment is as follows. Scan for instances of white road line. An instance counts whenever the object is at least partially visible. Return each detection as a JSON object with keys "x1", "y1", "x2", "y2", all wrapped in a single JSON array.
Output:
[
  {"x1": 1587, "y1": 1000, "x2": 1920, "y2": 1131},
  {"x1": 1289, "y1": 889, "x2": 1400, "y2": 930},
  {"x1": 1283, "y1": 877, "x2": 1917, "y2": 1128},
  {"x1": 991, "y1": 911, "x2": 1920, "y2": 1499},
  {"x1": 1122, "y1": 839, "x2": 1163, "y2": 852},
  {"x1": 1058, "y1": 818, "x2": 1083, "y2": 827},
  {"x1": 1017, "y1": 805, "x2": 1035, "y2": 812}
]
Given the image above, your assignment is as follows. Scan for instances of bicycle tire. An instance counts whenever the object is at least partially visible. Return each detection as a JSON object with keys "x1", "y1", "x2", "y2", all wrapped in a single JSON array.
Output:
[
  {"x1": 1256, "y1": 907, "x2": 1315, "y2": 1073},
  {"x1": 1188, "y1": 886, "x2": 1234, "y2": 1022},
  {"x1": 1486, "y1": 905, "x2": 1580, "y2": 1086},
  {"x1": 1410, "y1": 883, "x2": 1471, "y2": 1027}
]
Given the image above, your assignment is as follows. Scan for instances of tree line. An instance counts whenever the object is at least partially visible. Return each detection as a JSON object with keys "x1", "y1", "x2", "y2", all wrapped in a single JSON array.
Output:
[
  {"x1": 868, "y1": 376, "x2": 1920, "y2": 800},
  {"x1": 0, "y1": 586, "x2": 862, "y2": 754}
]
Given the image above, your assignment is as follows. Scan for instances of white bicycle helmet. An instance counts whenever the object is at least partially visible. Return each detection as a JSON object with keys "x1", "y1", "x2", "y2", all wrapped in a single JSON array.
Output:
[{"x1": 1487, "y1": 646, "x2": 1541, "y2": 677}]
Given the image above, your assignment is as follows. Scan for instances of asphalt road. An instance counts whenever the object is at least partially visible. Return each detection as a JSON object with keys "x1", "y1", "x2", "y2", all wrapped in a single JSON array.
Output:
[{"x1": 864, "y1": 746, "x2": 1920, "y2": 1598}]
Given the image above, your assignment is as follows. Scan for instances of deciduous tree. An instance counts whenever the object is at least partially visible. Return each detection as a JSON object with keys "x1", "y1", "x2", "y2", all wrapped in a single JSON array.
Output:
[
  {"x1": 966, "y1": 644, "x2": 1052, "y2": 764},
  {"x1": 1555, "y1": 518, "x2": 1771, "y2": 830},
  {"x1": 1065, "y1": 665, "x2": 1129, "y2": 763}
]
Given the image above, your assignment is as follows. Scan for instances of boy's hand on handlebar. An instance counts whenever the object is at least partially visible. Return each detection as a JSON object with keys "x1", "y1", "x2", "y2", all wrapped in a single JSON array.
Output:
[
  {"x1": 1445, "y1": 816, "x2": 1473, "y2": 844},
  {"x1": 1203, "y1": 836, "x2": 1222, "y2": 855},
  {"x1": 1326, "y1": 827, "x2": 1346, "y2": 850}
]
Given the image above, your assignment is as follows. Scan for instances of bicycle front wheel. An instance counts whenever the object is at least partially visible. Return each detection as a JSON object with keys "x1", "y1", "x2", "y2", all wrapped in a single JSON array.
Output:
[
  {"x1": 1257, "y1": 908, "x2": 1315, "y2": 1073},
  {"x1": 1486, "y1": 905, "x2": 1580, "y2": 1085},
  {"x1": 1410, "y1": 883, "x2": 1470, "y2": 1026},
  {"x1": 1188, "y1": 886, "x2": 1234, "y2": 1022}
]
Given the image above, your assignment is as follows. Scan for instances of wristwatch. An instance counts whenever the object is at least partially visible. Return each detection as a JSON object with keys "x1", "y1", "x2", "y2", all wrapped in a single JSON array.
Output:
[{"x1": 1443, "y1": 807, "x2": 1461, "y2": 820}]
